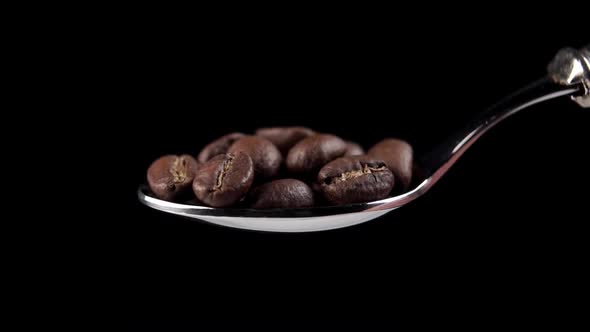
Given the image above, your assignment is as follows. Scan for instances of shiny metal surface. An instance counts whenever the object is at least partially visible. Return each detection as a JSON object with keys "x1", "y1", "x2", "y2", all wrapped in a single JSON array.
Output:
[
  {"x1": 547, "y1": 44, "x2": 589, "y2": 107},
  {"x1": 138, "y1": 45, "x2": 588, "y2": 232}
]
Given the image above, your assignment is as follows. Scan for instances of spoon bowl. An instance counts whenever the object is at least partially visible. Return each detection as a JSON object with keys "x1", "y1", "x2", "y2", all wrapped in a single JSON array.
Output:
[
  {"x1": 138, "y1": 175, "x2": 431, "y2": 232},
  {"x1": 138, "y1": 45, "x2": 589, "y2": 232}
]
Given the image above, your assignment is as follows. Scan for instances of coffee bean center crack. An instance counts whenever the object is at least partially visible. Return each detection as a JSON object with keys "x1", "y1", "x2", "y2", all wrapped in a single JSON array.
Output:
[
  {"x1": 214, "y1": 155, "x2": 234, "y2": 191},
  {"x1": 326, "y1": 165, "x2": 388, "y2": 185},
  {"x1": 169, "y1": 157, "x2": 188, "y2": 183}
]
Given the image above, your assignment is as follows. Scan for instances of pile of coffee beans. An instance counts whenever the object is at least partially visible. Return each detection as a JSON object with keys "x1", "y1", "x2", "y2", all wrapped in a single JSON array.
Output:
[{"x1": 146, "y1": 127, "x2": 413, "y2": 209}]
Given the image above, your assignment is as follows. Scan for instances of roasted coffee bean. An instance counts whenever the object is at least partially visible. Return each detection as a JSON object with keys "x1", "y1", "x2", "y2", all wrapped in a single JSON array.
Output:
[
  {"x1": 228, "y1": 136, "x2": 282, "y2": 179},
  {"x1": 344, "y1": 141, "x2": 365, "y2": 156},
  {"x1": 310, "y1": 181, "x2": 323, "y2": 194},
  {"x1": 318, "y1": 156, "x2": 394, "y2": 205},
  {"x1": 147, "y1": 155, "x2": 199, "y2": 201},
  {"x1": 192, "y1": 152, "x2": 254, "y2": 207},
  {"x1": 286, "y1": 134, "x2": 347, "y2": 174},
  {"x1": 249, "y1": 179, "x2": 314, "y2": 209},
  {"x1": 148, "y1": 128, "x2": 415, "y2": 209},
  {"x1": 310, "y1": 181, "x2": 330, "y2": 206},
  {"x1": 255, "y1": 126, "x2": 315, "y2": 154},
  {"x1": 367, "y1": 138, "x2": 413, "y2": 191},
  {"x1": 198, "y1": 132, "x2": 245, "y2": 163}
]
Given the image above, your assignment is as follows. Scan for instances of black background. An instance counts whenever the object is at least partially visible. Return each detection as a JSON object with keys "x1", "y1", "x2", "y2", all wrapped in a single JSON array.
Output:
[{"x1": 115, "y1": 21, "x2": 588, "y2": 329}]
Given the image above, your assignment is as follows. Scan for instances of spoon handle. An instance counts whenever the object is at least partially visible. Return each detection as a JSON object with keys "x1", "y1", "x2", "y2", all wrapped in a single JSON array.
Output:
[{"x1": 419, "y1": 45, "x2": 589, "y2": 176}]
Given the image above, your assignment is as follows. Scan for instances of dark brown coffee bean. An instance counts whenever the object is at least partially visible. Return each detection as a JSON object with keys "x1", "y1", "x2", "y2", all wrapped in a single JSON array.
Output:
[
  {"x1": 344, "y1": 141, "x2": 365, "y2": 156},
  {"x1": 192, "y1": 152, "x2": 254, "y2": 207},
  {"x1": 198, "y1": 132, "x2": 245, "y2": 163},
  {"x1": 310, "y1": 181, "x2": 323, "y2": 194},
  {"x1": 286, "y1": 134, "x2": 347, "y2": 174},
  {"x1": 309, "y1": 181, "x2": 330, "y2": 206},
  {"x1": 228, "y1": 136, "x2": 282, "y2": 179},
  {"x1": 367, "y1": 138, "x2": 413, "y2": 191},
  {"x1": 249, "y1": 179, "x2": 314, "y2": 209},
  {"x1": 147, "y1": 155, "x2": 199, "y2": 201},
  {"x1": 255, "y1": 126, "x2": 315, "y2": 154},
  {"x1": 318, "y1": 156, "x2": 394, "y2": 205}
]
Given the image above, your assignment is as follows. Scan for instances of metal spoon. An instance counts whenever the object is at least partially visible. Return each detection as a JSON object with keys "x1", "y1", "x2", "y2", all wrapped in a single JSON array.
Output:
[{"x1": 138, "y1": 45, "x2": 589, "y2": 232}]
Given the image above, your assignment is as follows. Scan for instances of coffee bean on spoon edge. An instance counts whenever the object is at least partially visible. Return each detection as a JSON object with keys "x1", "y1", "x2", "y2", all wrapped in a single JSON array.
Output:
[
  {"x1": 249, "y1": 179, "x2": 314, "y2": 209},
  {"x1": 147, "y1": 155, "x2": 199, "y2": 201},
  {"x1": 192, "y1": 152, "x2": 254, "y2": 207},
  {"x1": 318, "y1": 156, "x2": 394, "y2": 205},
  {"x1": 367, "y1": 138, "x2": 413, "y2": 192}
]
